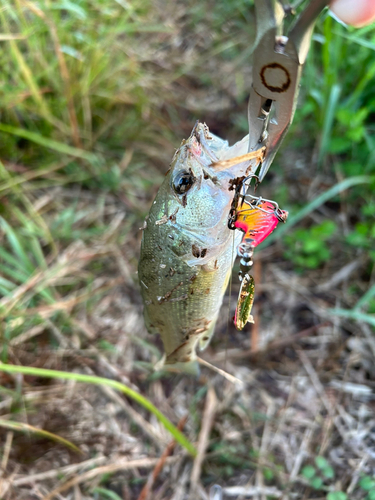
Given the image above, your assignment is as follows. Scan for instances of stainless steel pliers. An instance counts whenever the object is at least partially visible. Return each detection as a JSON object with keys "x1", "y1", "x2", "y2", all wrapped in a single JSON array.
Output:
[{"x1": 249, "y1": 0, "x2": 329, "y2": 181}]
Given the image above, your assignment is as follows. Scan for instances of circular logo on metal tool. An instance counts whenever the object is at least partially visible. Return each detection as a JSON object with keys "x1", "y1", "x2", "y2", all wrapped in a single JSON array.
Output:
[{"x1": 260, "y1": 63, "x2": 291, "y2": 93}]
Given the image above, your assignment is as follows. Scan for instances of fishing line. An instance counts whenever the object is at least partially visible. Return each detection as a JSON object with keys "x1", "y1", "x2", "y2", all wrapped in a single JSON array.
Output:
[{"x1": 224, "y1": 228, "x2": 237, "y2": 369}]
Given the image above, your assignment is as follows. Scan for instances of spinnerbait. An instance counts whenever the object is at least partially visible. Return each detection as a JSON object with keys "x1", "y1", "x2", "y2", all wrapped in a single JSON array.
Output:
[{"x1": 228, "y1": 181, "x2": 288, "y2": 330}]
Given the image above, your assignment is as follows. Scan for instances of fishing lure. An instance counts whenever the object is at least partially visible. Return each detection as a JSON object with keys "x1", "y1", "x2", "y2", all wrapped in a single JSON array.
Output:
[
  {"x1": 229, "y1": 188, "x2": 288, "y2": 330},
  {"x1": 234, "y1": 273, "x2": 255, "y2": 330}
]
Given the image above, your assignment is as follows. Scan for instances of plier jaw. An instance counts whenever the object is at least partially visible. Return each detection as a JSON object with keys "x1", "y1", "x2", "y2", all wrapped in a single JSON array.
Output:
[{"x1": 249, "y1": 0, "x2": 329, "y2": 181}]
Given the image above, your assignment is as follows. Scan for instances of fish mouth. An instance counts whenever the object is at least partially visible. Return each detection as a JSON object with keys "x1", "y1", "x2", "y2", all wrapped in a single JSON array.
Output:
[{"x1": 184, "y1": 122, "x2": 265, "y2": 186}]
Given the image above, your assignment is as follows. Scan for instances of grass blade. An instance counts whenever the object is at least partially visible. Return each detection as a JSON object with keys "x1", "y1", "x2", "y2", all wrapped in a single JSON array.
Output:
[
  {"x1": 334, "y1": 31, "x2": 375, "y2": 51},
  {"x1": 0, "y1": 9, "x2": 54, "y2": 124},
  {"x1": 0, "y1": 258, "x2": 29, "y2": 284},
  {"x1": 318, "y1": 83, "x2": 341, "y2": 164},
  {"x1": 327, "y1": 308, "x2": 375, "y2": 327},
  {"x1": 92, "y1": 488, "x2": 123, "y2": 500},
  {"x1": 0, "y1": 419, "x2": 81, "y2": 454},
  {"x1": 0, "y1": 217, "x2": 34, "y2": 274},
  {"x1": 0, "y1": 123, "x2": 98, "y2": 165},
  {"x1": 0, "y1": 276, "x2": 17, "y2": 291},
  {"x1": 259, "y1": 175, "x2": 374, "y2": 248},
  {"x1": 354, "y1": 283, "x2": 375, "y2": 311},
  {"x1": 0, "y1": 363, "x2": 197, "y2": 457}
]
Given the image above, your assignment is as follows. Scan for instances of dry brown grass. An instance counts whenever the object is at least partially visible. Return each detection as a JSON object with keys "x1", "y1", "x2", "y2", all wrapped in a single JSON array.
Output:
[
  {"x1": 0, "y1": 1, "x2": 374, "y2": 499},
  {"x1": 1, "y1": 188, "x2": 374, "y2": 499}
]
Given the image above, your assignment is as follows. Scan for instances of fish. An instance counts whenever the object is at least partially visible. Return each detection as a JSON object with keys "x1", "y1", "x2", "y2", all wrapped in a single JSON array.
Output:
[{"x1": 138, "y1": 121, "x2": 264, "y2": 373}]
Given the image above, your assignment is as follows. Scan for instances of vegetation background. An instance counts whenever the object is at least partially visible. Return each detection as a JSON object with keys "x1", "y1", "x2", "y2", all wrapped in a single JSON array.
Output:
[{"x1": 0, "y1": 0, "x2": 374, "y2": 499}]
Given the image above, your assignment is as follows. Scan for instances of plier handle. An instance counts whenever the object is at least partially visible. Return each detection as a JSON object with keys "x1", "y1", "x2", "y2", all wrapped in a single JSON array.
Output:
[{"x1": 249, "y1": 0, "x2": 329, "y2": 181}]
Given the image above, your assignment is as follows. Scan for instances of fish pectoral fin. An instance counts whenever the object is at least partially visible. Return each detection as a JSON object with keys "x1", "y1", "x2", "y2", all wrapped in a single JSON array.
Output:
[
  {"x1": 201, "y1": 262, "x2": 219, "y2": 273},
  {"x1": 198, "y1": 321, "x2": 216, "y2": 351}
]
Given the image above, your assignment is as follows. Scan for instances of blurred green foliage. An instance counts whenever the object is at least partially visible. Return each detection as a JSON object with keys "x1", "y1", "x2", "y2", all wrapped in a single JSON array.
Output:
[
  {"x1": 283, "y1": 220, "x2": 336, "y2": 270},
  {"x1": 298, "y1": 17, "x2": 375, "y2": 170},
  {"x1": 276, "y1": 14, "x2": 375, "y2": 280},
  {"x1": 360, "y1": 476, "x2": 375, "y2": 500},
  {"x1": 302, "y1": 457, "x2": 375, "y2": 499},
  {"x1": 327, "y1": 493, "x2": 348, "y2": 500}
]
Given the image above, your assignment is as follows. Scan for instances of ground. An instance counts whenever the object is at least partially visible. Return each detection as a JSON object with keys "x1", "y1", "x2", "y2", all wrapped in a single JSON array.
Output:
[{"x1": 0, "y1": 1, "x2": 374, "y2": 499}]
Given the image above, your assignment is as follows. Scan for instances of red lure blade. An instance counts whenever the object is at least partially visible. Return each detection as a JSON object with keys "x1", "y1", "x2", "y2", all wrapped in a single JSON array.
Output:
[{"x1": 234, "y1": 200, "x2": 288, "y2": 247}]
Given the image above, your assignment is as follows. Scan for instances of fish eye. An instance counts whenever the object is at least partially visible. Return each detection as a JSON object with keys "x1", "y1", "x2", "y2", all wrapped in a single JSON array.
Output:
[{"x1": 172, "y1": 171, "x2": 195, "y2": 195}]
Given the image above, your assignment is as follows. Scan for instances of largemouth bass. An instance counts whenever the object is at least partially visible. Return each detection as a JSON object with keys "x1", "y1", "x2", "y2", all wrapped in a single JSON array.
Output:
[{"x1": 138, "y1": 122, "x2": 262, "y2": 373}]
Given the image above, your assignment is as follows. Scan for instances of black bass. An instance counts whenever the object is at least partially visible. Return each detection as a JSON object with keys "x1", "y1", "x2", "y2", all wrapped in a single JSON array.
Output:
[{"x1": 138, "y1": 122, "x2": 262, "y2": 373}]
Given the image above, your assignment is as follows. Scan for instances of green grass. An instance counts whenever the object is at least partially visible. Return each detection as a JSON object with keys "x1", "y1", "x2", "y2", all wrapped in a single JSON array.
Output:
[
  {"x1": 0, "y1": 417, "x2": 81, "y2": 453},
  {"x1": 0, "y1": 363, "x2": 197, "y2": 456},
  {"x1": 0, "y1": 1, "x2": 260, "y2": 354},
  {"x1": 0, "y1": 0, "x2": 375, "y2": 496},
  {"x1": 301, "y1": 457, "x2": 375, "y2": 500}
]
